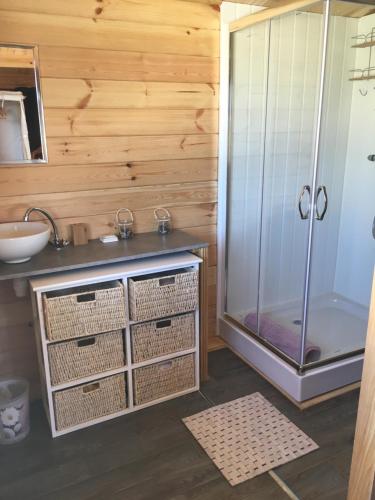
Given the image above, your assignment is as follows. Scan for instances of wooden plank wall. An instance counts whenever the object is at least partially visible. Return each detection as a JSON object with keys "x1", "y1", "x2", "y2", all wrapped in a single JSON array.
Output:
[
  {"x1": 0, "y1": 0, "x2": 219, "y2": 399},
  {"x1": 348, "y1": 273, "x2": 375, "y2": 499}
]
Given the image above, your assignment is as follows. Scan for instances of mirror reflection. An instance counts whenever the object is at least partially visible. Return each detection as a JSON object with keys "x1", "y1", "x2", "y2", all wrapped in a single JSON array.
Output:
[{"x1": 0, "y1": 45, "x2": 47, "y2": 163}]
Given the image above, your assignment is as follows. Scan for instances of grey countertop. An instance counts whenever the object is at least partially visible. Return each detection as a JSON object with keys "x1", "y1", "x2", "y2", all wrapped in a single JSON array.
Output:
[{"x1": 0, "y1": 230, "x2": 208, "y2": 281}]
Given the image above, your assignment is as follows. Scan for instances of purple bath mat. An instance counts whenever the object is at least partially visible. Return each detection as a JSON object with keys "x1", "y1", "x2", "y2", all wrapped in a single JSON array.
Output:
[{"x1": 244, "y1": 312, "x2": 321, "y2": 363}]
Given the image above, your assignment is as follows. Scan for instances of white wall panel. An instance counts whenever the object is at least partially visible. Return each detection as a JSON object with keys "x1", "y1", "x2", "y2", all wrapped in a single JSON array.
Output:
[{"x1": 334, "y1": 13, "x2": 375, "y2": 306}]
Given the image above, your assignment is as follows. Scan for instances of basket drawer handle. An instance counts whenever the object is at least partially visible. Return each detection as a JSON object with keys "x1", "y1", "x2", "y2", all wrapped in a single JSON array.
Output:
[
  {"x1": 159, "y1": 360, "x2": 173, "y2": 370},
  {"x1": 77, "y1": 337, "x2": 96, "y2": 347},
  {"x1": 158, "y1": 276, "x2": 175, "y2": 287},
  {"x1": 82, "y1": 382, "x2": 100, "y2": 393},
  {"x1": 156, "y1": 319, "x2": 172, "y2": 329},
  {"x1": 77, "y1": 292, "x2": 96, "y2": 303}
]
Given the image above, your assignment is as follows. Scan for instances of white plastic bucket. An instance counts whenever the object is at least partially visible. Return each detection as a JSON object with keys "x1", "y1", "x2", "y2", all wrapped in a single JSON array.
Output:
[{"x1": 0, "y1": 378, "x2": 30, "y2": 444}]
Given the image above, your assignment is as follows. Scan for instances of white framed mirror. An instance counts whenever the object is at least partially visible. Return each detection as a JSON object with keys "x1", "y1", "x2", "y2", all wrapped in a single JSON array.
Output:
[{"x1": 0, "y1": 43, "x2": 48, "y2": 164}]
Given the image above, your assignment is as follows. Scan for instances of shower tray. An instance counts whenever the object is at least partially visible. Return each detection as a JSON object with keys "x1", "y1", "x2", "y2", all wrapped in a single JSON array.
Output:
[{"x1": 219, "y1": 311, "x2": 364, "y2": 404}]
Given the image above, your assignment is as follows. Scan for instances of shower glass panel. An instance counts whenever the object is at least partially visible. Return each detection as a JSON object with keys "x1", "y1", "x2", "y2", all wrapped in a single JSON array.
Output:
[
  {"x1": 225, "y1": 21, "x2": 270, "y2": 326},
  {"x1": 305, "y1": 3, "x2": 375, "y2": 364},
  {"x1": 225, "y1": 0, "x2": 374, "y2": 371},
  {"x1": 257, "y1": 6, "x2": 325, "y2": 364}
]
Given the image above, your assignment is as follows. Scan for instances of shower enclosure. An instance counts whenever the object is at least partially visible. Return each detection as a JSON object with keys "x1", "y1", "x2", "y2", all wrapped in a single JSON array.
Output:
[{"x1": 219, "y1": 0, "x2": 375, "y2": 402}]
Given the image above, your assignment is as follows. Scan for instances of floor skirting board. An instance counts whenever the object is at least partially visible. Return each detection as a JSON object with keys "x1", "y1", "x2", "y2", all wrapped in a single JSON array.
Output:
[{"x1": 208, "y1": 336, "x2": 227, "y2": 352}]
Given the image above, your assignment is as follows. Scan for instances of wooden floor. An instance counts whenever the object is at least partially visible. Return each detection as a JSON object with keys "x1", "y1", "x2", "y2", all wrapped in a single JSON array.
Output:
[{"x1": 0, "y1": 349, "x2": 359, "y2": 500}]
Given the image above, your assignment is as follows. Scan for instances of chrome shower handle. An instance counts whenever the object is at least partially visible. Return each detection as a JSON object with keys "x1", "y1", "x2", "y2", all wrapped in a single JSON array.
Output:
[
  {"x1": 298, "y1": 185, "x2": 311, "y2": 220},
  {"x1": 315, "y1": 185, "x2": 328, "y2": 221}
]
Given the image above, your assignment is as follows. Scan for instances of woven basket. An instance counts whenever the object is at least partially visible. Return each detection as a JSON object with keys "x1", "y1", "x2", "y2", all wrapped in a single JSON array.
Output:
[
  {"x1": 133, "y1": 354, "x2": 195, "y2": 406},
  {"x1": 43, "y1": 281, "x2": 127, "y2": 341},
  {"x1": 54, "y1": 374, "x2": 127, "y2": 430},
  {"x1": 48, "y1": 330, "x2": 125, "y2": 386},
  {"x1": 129, "y1": 269, "x2": 198, "y2": 322},
  {"x1": 131, "y1": 313, "x2": 195, "y2": 363}
]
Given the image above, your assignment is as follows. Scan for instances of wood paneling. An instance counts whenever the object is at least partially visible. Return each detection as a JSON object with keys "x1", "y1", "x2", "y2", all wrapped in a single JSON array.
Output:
[
  {"x1": 0, "y1": 10, "x2": 219, "y2": 57},
  {"x1": 44, "y1": 109, "x2": 218, "y2": 137},
  {"x1": 39, "y1": 46, "x2": 219, "y2": 83},
  {"x1": 47, "y1": 134, "x2": 218, "y2": 165},
  {"x1": 348, "y1": 275, "x2": 375, "y2": 500},
  {"x1": 0, "y1": 158, "x2": 217, "y2": 195},
  {"x1": 0, "y1": 182, "x2": 217, "y2": 220},
  {"x1": 0, "y1": 0, "x2": 220, "y2": 29},
  {"x1": 42, "y1": 79, "x2": 219, "y2": 109},
  {"x1": 0, "y1": 0, "x2": 219, "y2": 399},
  {"x1": 56, "y1": 206, "x2": 217, "y2": 240},
  {"x1": 0, "y1": 46, "x2": 34, "y2": 68}
]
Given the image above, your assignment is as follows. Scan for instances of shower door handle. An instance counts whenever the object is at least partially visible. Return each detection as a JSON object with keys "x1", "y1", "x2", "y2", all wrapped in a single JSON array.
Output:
[
  {"x1": 315, "y1": 185, "x2": 328, "y2": 221},
  {"x1": 298, "y1": 185, "x2": 311, "y2": 220}
]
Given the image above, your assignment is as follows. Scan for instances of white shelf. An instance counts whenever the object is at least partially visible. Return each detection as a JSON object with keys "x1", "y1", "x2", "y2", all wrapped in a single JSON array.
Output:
[
  {"x1": 30, "y1": 252, "x2": 202, "y2": 292},
  {"x1": 31, "y1": 253, "x2": 201, "y2": 438}
]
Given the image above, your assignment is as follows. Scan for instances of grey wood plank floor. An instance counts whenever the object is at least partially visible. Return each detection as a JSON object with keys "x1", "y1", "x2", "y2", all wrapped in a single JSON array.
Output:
[{"x1": 0, "y1": 349, "x2": 358, "y2": 500}]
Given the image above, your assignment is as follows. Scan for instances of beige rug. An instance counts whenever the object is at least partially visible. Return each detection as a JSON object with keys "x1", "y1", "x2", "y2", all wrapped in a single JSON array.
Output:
[{"x1": 183, "y1": 392, "x2": 319, "y2": 486}]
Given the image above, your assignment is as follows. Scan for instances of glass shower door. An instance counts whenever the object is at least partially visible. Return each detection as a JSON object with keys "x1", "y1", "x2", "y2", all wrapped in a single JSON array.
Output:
[
  {"x1": 257, "y1": 5, "x2": 325, "y2": 364},
  {"x1": 225, "y1": 21, "x2": 270, "y2": 328},
  {"x1": 304, "y1": 2, "x2": 375, "y2": 365}
]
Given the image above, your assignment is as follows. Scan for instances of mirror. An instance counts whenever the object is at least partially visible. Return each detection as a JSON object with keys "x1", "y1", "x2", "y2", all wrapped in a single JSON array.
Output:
[{"x1": 0, "y1": 44, "x2": 47, "y2": 164}]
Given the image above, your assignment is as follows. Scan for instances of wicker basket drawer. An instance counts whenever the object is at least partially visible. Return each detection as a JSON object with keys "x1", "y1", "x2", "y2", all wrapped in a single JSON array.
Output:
[
  {"x1": 43, "y1": 281, "x2": 127, "y2": 341},
  {"x1": 131, "y1": 313, "x2": 195, "y2": 363},
  {"x1": 133, "y1": 354, "x2": 195, "y2": 406},
  {"x1": 48, "y1": 330, "x2": 125, "y2": 386},
  {"x1": 54, "y1": 374, "x2": 127, "y2": 431},
  {"x1": 129, "y1": 269, "x2": 199, "y2": 322}
]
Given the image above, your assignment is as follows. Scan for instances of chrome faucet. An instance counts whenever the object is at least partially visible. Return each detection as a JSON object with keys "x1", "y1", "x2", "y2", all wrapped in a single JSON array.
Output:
[{"x1": 23, "y1": 207, "x2": 70, "y2": 249}]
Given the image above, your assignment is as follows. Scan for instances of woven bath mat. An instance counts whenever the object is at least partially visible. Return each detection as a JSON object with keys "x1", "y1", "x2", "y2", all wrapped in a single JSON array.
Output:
[{"x1": 183, "y1": 392, "x2": 318, "y2": 486}]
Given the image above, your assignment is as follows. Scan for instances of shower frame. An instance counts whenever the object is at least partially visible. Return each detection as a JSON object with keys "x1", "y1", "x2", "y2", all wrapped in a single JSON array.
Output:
[{"x1": 217, "y1": 0, "x2": 365, "y2": 402}]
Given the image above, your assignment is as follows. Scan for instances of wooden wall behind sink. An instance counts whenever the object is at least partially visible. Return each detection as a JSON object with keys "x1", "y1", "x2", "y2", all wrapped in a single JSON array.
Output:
[{"x1": 0, "y1": 0, "x2": 219, "y2": 398}]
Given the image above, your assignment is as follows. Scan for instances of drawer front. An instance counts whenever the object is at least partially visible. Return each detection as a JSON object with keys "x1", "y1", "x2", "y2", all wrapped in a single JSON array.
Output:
[
  {"x1": 129, "y1": 269, "x2": 198, "y2": 322},
  {"x1": 43, "y1": 281, "x2": 127, "y2": 341},
  {"x1": 54, "y1": 374, "x2": 127, "y2": 431},
  {"x1": 133, "y1": 354, "x2": 195, "y2": 406},
  {"x1": 131, "y1": 313, "x2": 195, "y2": 363},
  {"x1": 48, "y1": 330, "x2": 125, "y2": 386}
]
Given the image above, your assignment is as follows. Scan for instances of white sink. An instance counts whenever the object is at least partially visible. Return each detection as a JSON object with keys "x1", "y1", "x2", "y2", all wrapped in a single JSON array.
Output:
[{"x1": 0, "y1": 222, "x2": 50, "y2": 264}]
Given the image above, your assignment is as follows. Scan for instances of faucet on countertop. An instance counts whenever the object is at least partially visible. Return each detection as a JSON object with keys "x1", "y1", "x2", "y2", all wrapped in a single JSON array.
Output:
[{"x1": 23, "y1": 207, "x2": 70, "y2": 249}]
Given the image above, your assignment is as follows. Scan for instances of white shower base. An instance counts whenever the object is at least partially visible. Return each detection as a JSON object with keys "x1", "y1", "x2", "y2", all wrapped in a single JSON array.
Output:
[
  {"x1": 220, "y1": 293, "x2": 367, "y2": 402},
  {"x1": 219, "y1": 317, "x2": 364, "y2": 402},
  {"x1": 230, "y1": 293, "x2": 367, "y2": 363}
]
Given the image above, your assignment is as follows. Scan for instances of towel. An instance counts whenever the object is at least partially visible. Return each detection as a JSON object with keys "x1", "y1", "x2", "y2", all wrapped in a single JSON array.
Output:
[{"x1": 244, "y1": 312, "x2": 321, "y2": 363}]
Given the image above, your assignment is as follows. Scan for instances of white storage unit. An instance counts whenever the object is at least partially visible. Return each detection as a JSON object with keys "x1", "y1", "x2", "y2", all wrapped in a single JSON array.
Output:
[{"x1": 30, "y1": 252, "x2": 201, "y2": 437}]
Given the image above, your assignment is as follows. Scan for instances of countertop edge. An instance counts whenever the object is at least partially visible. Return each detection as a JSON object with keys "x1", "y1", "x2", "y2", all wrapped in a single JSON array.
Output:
[{"x1": 0, "y1": 231, "x2": 209, "y2": 282}]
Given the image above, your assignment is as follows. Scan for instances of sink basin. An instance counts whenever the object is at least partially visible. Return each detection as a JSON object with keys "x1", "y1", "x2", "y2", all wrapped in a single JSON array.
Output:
[{"x1": 0, "y1": 222, "x2": 50, "y2": 264}]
